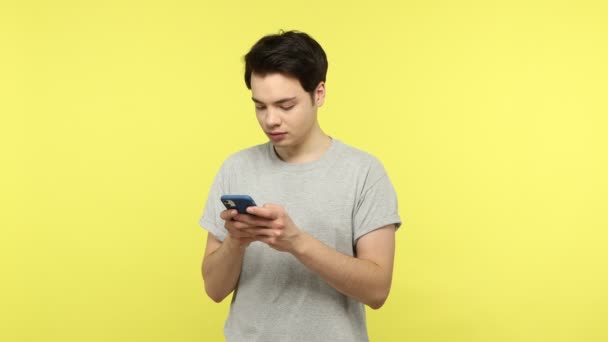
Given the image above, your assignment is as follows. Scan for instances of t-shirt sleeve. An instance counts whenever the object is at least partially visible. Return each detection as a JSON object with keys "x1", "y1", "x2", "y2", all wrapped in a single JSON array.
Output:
[
  {"x1": 352, "y1": 163, "x2": 402, "y2": 244},
  {"x1": 198, "y1": 162, "x2": 230, "y2": 241}
]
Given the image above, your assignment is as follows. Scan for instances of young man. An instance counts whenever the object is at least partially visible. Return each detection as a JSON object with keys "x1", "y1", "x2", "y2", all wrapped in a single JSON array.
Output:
[{"x1": 199, "y1": 30, "x2": 401, "y2": 341}]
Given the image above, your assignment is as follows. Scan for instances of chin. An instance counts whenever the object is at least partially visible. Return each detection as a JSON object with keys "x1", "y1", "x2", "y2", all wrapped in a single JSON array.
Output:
[
  {"x1": 270, "y1": 141, "x2": 289, "y2": 148},
  {"x1": 269, "y1": 138, "x2": 291, "y2": 146}
]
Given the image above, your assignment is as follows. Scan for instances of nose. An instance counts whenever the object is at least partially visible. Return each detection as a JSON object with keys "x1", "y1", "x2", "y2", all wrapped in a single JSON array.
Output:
[{"x1": 265, "y1": 107, "x2": 282, "y2": 127}]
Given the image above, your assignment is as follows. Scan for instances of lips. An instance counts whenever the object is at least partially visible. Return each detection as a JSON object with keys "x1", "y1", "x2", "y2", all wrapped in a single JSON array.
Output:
[{"x1": 267, "y1": 132, "x2": 287, "y2": 141}]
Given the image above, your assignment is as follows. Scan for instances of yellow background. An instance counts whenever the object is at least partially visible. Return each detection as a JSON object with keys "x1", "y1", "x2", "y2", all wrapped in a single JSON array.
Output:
[{"x1": 2, "y1": 1, "x2": 607, "y2": 341}]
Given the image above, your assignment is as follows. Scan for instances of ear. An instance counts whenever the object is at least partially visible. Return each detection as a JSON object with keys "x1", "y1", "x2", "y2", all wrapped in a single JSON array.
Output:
[{"x1": 314, "y1": 82, "x2": 326, "y2": 107}]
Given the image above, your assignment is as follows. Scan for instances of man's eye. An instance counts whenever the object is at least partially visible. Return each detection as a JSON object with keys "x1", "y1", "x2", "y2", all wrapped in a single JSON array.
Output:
[
  {"x1": 280, "y1": 105, "x2": 295, "y2": 111},
  {"x1": 255, "y1": 106, "x2": 266, "y2": 110}
]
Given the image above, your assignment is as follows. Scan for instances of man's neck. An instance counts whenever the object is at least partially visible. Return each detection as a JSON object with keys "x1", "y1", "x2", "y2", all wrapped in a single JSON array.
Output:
[{"x1": 274, "y1": 130, "x2": 332, "y2": 164}]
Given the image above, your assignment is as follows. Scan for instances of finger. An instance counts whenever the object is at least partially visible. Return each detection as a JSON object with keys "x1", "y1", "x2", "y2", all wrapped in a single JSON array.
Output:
[
  {"x1": 255, "y1": 236, "x2": 278, "y2": 246},
  {"x1": 231, "y1": 220, "x2": 260, "y2": 230},
  {"x1": 225, "y1": 219, "x2": 258, "y2": 233},
  {"x1": 219, "y1": 209, "x2": 237, "y2": 221},
  {"x1": 242, "y1": 228, "x2": 276, "y2": 237},
  {"x1": 228, "y1": 231, "x2": 251, "y2": 239},
  {"x1": 246, "y1": 205, "x2": 279, "y2": 220},
  {"x1": 233, "y1": 213, "x2": 273, "y2": 228},
  {"x1": 226, "y1": 226, "x2": 257, "y2": 239}
]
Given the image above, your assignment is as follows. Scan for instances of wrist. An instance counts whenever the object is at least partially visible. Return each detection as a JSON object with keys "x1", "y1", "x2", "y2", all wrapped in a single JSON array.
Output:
[
  {"x1": 290, "y1": 231, "x2": 311, "y2": 257},
  {"x1": 224, "y1": 235, "x2": 248, "y2": 253}
]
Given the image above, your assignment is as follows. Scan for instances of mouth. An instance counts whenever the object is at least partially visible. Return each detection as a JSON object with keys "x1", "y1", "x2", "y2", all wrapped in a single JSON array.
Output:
[{"x1": 267, "y1": 132, "x2": 287, "y2": 141}]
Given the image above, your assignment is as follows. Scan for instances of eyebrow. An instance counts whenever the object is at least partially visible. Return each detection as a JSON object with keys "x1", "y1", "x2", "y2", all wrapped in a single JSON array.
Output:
[{"x1": 251, "y1": 96, "x2": 296, "y2": 105}]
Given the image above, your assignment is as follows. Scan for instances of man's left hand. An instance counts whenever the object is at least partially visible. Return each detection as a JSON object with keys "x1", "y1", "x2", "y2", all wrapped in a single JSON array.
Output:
[{"x1": 232, "y1": 204, "x2": 302, "y2": 253}]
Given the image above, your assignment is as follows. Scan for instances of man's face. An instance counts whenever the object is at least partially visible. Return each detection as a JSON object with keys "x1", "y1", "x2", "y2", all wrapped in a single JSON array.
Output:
[{"x1": 250, "y1": 72, "x2": 325, "y2": 148}]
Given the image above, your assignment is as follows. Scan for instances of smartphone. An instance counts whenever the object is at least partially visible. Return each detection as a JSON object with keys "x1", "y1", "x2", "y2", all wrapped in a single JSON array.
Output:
[{"x1": 221, "y1": 194, "x2": 257, "y2": 214}]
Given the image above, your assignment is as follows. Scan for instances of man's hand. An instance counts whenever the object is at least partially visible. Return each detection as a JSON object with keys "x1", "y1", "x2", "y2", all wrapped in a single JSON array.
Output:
[
  {"x1": 219, "y1": 209, "x2": 258, "y2": 248},
  {"x1": 224, "y1": 203, "x2": 397, "y2": 309},
  {"x1": 231, "y1": 204, "x2": 302, "y2": 253}
]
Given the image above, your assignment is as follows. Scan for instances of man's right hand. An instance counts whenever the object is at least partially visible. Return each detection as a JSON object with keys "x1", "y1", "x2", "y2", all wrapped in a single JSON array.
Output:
[{"x1": 220, "y1": 209, "x2": 257, "y2": 247}]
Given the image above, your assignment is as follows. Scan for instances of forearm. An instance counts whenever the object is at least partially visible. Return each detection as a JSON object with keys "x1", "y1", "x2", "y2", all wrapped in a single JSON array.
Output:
[
  {"x1": 291, "y1": 232, "x2": 392, "y2": 309},
  {"x1": 202, "y1": 236, "x2": 246, "y2": 302}
]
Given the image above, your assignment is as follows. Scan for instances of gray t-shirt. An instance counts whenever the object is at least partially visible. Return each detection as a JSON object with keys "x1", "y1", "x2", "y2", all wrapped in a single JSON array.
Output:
[{"x1": 199, "y1": 138, "x2": 401, "y2": 342}]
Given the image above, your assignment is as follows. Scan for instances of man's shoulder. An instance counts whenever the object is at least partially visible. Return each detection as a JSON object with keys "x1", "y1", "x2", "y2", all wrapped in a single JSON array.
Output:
[
  {"x1": 334, "y1": 139, "x2": 385, "y2": 169},
  {"x1": 228, "y1": 142, "x2": 268, "y2": 159},
  {"x1": 220, "y1": 142, "x2": 269, "y2": 168}
]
